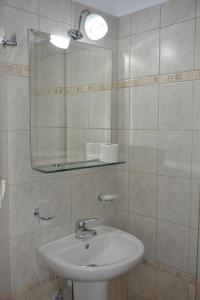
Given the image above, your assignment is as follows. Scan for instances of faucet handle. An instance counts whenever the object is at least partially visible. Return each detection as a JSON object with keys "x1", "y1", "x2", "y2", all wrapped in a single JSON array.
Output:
[{"x1": 77, "y1": 217, "x2": 98, "y2": 229}]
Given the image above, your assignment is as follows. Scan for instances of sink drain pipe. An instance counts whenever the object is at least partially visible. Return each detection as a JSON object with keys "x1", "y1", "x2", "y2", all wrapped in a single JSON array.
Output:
[{"x1": 53, "y1": 278, "x2": 74, "y2": 300}]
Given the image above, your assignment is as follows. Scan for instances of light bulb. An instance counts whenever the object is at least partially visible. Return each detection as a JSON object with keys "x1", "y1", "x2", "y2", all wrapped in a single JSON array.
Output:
[
  {"x1": 84, "y1": 13, "x2": 108, "y2": 40},
  {"x1": 50, "y1": 35, "x2": 70, "y2": 49}
]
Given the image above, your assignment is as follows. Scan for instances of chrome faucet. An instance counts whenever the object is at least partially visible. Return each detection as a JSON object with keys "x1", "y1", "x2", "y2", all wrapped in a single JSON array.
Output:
[{"x1": 75, "y1": 218, "x2": 98, "y2": 239}]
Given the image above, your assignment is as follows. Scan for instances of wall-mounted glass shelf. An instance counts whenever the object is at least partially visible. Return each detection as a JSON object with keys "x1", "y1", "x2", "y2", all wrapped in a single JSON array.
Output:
[{"x1": 32, "y1": 160, "x2": 126, "y2": 173}]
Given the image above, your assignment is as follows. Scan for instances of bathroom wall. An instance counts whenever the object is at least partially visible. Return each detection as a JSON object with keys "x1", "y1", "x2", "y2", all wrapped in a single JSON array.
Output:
[
  {"x1": 116, "y1": 0, "x2": 200, "y2": 299},
  {"x1": 0, "y1": 3, "x2": 11, "y2": 298},
  {"x1": 0, "y1": 1, "x2": 118, "y2": 299}
]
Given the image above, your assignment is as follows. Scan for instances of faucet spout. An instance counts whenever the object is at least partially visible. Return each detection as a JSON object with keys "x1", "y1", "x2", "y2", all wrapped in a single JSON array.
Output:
[{"x1": 75, "y1": 218, "x2": 98, "y2": 239}]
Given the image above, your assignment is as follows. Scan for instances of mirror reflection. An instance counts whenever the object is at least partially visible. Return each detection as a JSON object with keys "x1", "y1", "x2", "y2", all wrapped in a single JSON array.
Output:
[{"x1": 30, "y1": 30, "x2": 113, "y2": 169}]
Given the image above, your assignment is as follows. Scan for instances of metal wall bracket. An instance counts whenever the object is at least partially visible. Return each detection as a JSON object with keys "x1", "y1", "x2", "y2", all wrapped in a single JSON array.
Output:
[
  {"x1": 33, "y1": 208, "x2": 55, "y2": 221},
  {"x1": 0, "y1": 34, "x2": 18, "y2": 48}
]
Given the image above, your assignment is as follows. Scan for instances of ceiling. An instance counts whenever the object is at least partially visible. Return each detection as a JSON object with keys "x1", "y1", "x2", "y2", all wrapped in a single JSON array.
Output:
[{"x1": 75, "y1": 0, "x2": 168, "y2": 17}]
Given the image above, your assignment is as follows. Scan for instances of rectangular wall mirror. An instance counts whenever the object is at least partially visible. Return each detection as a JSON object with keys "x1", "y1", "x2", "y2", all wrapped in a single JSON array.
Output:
[{"x1": 29, "y1": 30, "x2": 124, "y2": 173}]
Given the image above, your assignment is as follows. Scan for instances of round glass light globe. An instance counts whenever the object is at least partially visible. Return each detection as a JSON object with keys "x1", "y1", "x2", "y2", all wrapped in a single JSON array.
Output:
[{"x1": 84, "y1": 13, "x2": 108, "y2": 40}]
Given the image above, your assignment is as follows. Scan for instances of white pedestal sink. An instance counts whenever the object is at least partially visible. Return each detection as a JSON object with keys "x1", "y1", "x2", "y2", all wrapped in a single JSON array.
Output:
[{"x1": 38, "y1": 226, "x2": 144, "y2": 300}]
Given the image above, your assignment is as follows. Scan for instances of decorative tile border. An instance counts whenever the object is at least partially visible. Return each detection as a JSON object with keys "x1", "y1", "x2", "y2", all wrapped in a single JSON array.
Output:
[
  {"x1": 4, "y1": 259, "x2": 199, "y2": 300},
  {"x1": 33, "y1": 69, "x2": 200, "y2": 97},
  {"x1": 0, "y1": 64, "x2": 29, "y2": 76},
  {"x1": 1, "y1": 63, "x2": 200, "y2": 92},
  {"x1": 144, "y1": 259, "x2": 197, "y2": 286},
  {"x1": 115, "y1": 69, "x2": 200, "y2": 89}
]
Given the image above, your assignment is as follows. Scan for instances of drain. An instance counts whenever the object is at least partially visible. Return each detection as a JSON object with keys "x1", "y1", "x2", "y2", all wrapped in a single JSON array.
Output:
[
  {"x1": 87, "y1": 264, "x2": 98, "y2": 267},
  {"x1": 85, "y1": 244, "x2": 90, "y2": 249},
  {"x1": 82, "y1": 263, "x2": 98, "y2": 267}
]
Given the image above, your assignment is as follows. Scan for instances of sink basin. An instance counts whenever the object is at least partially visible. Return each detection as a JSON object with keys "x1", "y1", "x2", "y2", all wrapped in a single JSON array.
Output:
[{"x1": 38, "y1": 226, "x2": 144, "y2": 282}]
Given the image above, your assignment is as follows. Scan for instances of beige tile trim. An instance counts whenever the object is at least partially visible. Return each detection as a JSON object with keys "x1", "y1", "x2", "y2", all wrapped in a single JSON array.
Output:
[
  {"x1": 115, "y1": 69, "x2": 200, "y2": 88},
  {"x1": 0, "y1": 64, "x2": 29, "y2": 76},
  {"x1": 144, "y1": 259, "x2": 197, "y2": 286},
  {"x1": 34, "y1": 82, "x2": 112, "y2": 96},
  {"x1": 1, "y1": 63, "x2": 200, "y2": 88},
  {"x1": 33, "y1": 69, "x2": 200, "y2": 97},
  {"x1": 6, "y1": 259, "x2": 198, "y2": 299}
]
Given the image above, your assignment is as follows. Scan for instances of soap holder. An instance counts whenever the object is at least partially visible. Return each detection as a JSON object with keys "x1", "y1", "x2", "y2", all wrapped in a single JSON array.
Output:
[{"x1": 33, "y1": 207, "x2": 55, "y2": 221}]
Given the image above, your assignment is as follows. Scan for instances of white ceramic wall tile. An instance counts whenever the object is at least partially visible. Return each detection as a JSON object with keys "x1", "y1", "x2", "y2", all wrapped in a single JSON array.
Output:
[
  {"x1": 130, "y1": 29, "x2": 159, "y2": 78},
  {"x1": 156, "y1": 220, "x2": 189, "y2": 272},
  {"x1": 7, "y1": 75, "x2": 30, "y2": 130},
  {"x1": 157, "y1": 176, "x2": 191, "y2": 226},
  {"x1": 129, "y1": 173, "x2": 157, "y2": 218},
  {"x1": 158, "y1": 130, "x2": 192, "y2": 178},
  {"x1": 131, "y1": 5, "x2": 160, "y2": 35},
  {"x1": 159, "y1": 81, "x2": 193, "y2": 130},
  {"x1": 9, "y1": 183, "x2": 41, "y2": 238},
  {"x1": 66, "y1": 48, "x2": 89, "y2": 86},
  {"x1": 160, "y1": 20, "x2": 195, "y2": 74},
  {"x1": 39, "y1": 16, "x2": 71, "y2": 36},
  {"x1": 41, "y1": 223, "x2": 72, "y2": 244},
  {"x1": 116, "y1": 171, "x2": 129, "y2": 212},
  {"x1": 115, "y1": 210, "x2": 129, "y2": 231},
  {"x1": 88, "y1": 129, "x2": 111, "y2": 144},
  {"x1": 89, "y1": 91, "x2": 111, "y2": 129},
  {"x1": 5, "y1": 6, "x2": 38, "y2": 65},
  {"x1": 71, "y1": 173, "x2": 101, "y2": 220},
  {"x1": 195, "y1": 18, "x2": 200, "y2": 69},
  {"x1": 39, "y1": 0, "x2": 71, "y2": 24},
  {"x1": 88, "y1": 48, "x2": 112, "y2": 84},
  {"x1": 118, "y1": 88, "x2": 130, "y2": 130},
  {"x1": 130, "y1": 85, "x2": 159, "y2": 129},
  {"x1": 67, "y1": 128, "x2": 88, "y2": 162},
  {"x1": 118, "y1": 36, "x2": 130, "y2": 80},
  {"x1": 161, "y1": 0, "x2": 196, "y2": 26},
  {"x1": 6, "y1": 0, "x2": 38, "y2": 13},
  {"x1": 0, "y1": 74, "x2": 7, "y2": 131},
  {"x1": 67, "y1": 93, "x2": 88, "y2": 128},
  {"x1": 129, "y1": 130, "x2": 158, "y2": 174},
  {"x1": 192, "y1": 131, "x2": 200, "y2": 179},
  {"x1": 194, "y1": 80, "x2": 200, "y2": 130},
  {"x1": 118, "y1": 14, "x2": 130, "y2": 38},
  {"x1": 117, "y1": 130, "x2": 129, "y2": 170},
  {"x1": 129, "y1": 213, "x2": 156, "y2": 260},
  {"x1": 32, "y1": 127, "x2": 66, "y2": 165},
  {"x1": 35, "y1": 96, "x2": 66, "y2": 128},
  {"x1": 8, "y1": 131, "x2": 40, "y2": 185},
  {"x1": 0, "y1": 5, "x2": 6, "y2": 62},
  {"x1": 10, "y1": 232, "x2": 41, "y2": 288},
  {"x1": 36, "y1": 54, "x2": 65, "y2": 88},
  {"x1": 190, "y1": 181, "x2": 200, "y2": 229},
  {"x1": 40, "y1": 177, "x2": 72, "y2": 227},
  {"x1": 198, "y1": 0, "x2": 200, "y2": 17}
]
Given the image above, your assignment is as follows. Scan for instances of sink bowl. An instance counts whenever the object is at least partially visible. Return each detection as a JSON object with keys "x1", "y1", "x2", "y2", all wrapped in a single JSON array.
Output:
[{"x1": 38, "y1": 226, "x2": 144, "y2": 282}]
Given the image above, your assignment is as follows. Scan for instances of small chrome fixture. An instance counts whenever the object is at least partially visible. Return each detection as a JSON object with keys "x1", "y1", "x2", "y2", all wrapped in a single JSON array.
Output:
[
  {"x1": 0, "y1": 34, "x2": 18, "y2": 48},
  {"x1": 98, "y1": 193, "x2": 117, "y2": 202},
  {"x1": 68, "y1": 9, "x2": 108, "y2": 41},
  {"x1": 75, "y1": 218, "x2": 98, "y2": 239},
  {"x1": 33, "y1": 207, "x2": 55, "y2": 221}
]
